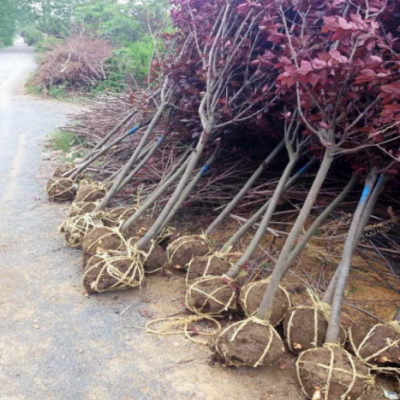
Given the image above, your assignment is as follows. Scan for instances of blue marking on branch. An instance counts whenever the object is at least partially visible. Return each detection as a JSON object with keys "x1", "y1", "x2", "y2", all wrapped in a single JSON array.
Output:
[{"x1": 128, "y1": 126, "x2": 139, "y2": 135}]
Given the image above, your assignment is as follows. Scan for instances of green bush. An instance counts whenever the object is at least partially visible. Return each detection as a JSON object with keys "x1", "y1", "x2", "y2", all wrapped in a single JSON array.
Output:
[
  {"x1": 24, "y1": 26, "x2": 44, "y2": 46},
  {"x1": 35, "y1": 35, "x2": 62, "y2": 53},
  {"x1": 49, "y1": 130, "x2": 75, "y2": 152}
]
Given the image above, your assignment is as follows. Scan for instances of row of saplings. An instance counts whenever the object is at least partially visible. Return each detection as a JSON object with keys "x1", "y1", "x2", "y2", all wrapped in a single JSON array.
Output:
[{"x1": 47, "y1": 165, "x2": 400, "y2": 400}]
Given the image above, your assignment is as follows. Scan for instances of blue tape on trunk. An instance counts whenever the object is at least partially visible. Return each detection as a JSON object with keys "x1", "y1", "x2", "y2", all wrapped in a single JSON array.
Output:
[
  {"x1": 128, "y1": 126, "x2": 139, "y2": 135},
  {"x1": 360, "y1": 184, "x2": 370, "y2": 204},
  {"x1": 201, "y1": 164, "x2": 210, "y2": 174}
]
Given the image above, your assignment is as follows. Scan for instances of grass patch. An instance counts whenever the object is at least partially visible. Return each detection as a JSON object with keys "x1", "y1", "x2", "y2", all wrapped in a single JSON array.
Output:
[{"x1": 49, "y1": 130, "x2": 75, "y2": 153}]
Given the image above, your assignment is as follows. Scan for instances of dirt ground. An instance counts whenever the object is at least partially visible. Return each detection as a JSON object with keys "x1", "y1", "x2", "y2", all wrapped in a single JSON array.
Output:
[{"x1": 1, "y1": 39, "x2": 399, "y2": 400}]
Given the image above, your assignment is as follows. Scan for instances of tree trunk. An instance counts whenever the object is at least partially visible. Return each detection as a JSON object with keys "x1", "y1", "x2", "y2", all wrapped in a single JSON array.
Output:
[
  {"x1": 96, "y1": 104, "x2": 167, "y2": 210},
  {"x1": 136, "y1": 130, "x2": 209, "y2": 249},
  {"x1": 226, "y1": 153, "x2": 300, "y2": 279},
  {"x1": 325, "y1": 171, "x2": 378, "y2": 343},
  {"x1": 120, "y1": 152, "x2": 191, "y2": 233},
  {"x1": 221, "y1": 157, "x2": 316, "y2": 252},
  {"x1": 205, "y1": 140, "x2": 285, "y2": 236},
  {"x1": 256, "y1": 150, "x2": 334, "y2": 322}
]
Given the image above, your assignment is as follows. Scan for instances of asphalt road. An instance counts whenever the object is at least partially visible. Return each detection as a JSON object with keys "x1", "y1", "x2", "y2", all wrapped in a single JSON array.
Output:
[
  {"x1": 0, "y1": 40, "x2": 304, "y2": 400},
  {"x1": 0, "y1": 39, "x2": 185, "y2": 400}
]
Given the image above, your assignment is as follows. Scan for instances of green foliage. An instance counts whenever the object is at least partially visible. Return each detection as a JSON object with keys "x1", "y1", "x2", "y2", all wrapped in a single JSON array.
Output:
[
  {"x1": 0, "y1": 0, "x2": 17, "y2": 45},
  {"x1": 48, "y1": 84, "x2": 68, "y2": 100},
  {"x1": 49, "y1": 129, "x2": 75, "y2": 152},
  {"x1": 35, "y1": 35, "x2": 62, "y2": 52},
  {"x1": 24, "y1": 26, "x2": 45, "y2": 46}
]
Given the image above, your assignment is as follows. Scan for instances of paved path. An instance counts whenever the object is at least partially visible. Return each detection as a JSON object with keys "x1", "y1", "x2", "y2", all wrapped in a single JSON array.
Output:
[{"x1": 0, "y1": 40, "x2": 303, "y2": 400}]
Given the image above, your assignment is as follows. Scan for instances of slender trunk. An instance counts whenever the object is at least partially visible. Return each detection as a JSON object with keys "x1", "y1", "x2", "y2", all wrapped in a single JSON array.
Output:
[
  {"x1": 80, "y1": 109, "x2": 137, "y2": 164},
  {"x1": 256, "y1": 150, "x2": 335, "y2": 321},
  {"x1": 159, "y1": 148, "x2": 220, "y2": 231},
  {"x1": 116, "y1": 136, "x2": 166, "y2": 192},
  {"x1": 205, "y1": 139, "x2": 285, "y2": 236},
  {"x1": 322, "y1": 173, "x2": 385, "y2": 304},
  {"x1": 96, "y1": 104, "x2": 167, "y2": 210},
  {"x1": 222, "y1": 157, "x2": 316, "y2": 252},
  {"x1": 226, "y1": 153, "x2": 300, "y2": 279},
  {"x1": 67, "y1": 122, "x2": 148, "y2": 179},
  {"x1": 325, "y1": 171, "x2": 378, "y2": 343},
  {"x1": 286, "y1": 175, "x2": 358, "y2": 271},
  {"x1": 107, "y1": 142, "x2": 154, "y2": 182},
  {"x1": 120, "y1": 152, "x2": 191, "y2": 233},
  {"x1": 136, "y1": 131, "x2": 209, "y2": 249}
]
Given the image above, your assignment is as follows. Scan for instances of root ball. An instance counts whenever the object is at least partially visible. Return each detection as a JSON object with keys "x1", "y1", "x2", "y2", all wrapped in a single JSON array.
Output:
[
  {"x1": 297, "y1": 346, "x2": 373, "y2": 400},
  {"x1": 167, "y1": 236, "x2": 210, "y2": 269},
  {"x1": 186, "y1": 254, "x2": 232, "y2": 283},
  {"x1": 123, "y1": 215, "x2": 155, "y2": 239},
  {"x1": 284, "y1": 306, "x2": 347, "y2": 355},
  {"x1": 214, "y1": 317, "x2": 285, "y2": 367},
  {"x1": 349, "y1": 322, "x2": 400, "y2": 373},
  {"x1": 186, "y1": 276, "x2": 237, "y2": 316},
  {"x1": 83, "y1": 253, "x2": 144, "y2": 295},
  {"x1": 46, "y1": 177, "x2": 76, "y2": 201},
  {"x1": 60, "y1": 213, "x2": 103, "y2": 248},
  {"x1": 68, "y1": 201, "x2": 98, "y2": 218},
  {"x1": 102, "y1": 207, "x2": 137, "y2": 227},
  {"x1": 53, "y1": 163, "x2": 76, "y2": 178},
  {"x1": 239, "y1": 279, "x2": 291, "y2": 326},
  {"x1": 83, "y1": 227, "x2": 127, "y2": 256},
  {"x1": 75, "y1": 180, "x2": 107, "y2": 203},
  {"x1": 142, "y1": 242, "x2": 168, "y2": 274}
]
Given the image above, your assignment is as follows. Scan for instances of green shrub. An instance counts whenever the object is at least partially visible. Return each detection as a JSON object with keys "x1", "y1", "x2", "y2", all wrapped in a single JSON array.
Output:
[
  {"x1": 49, "y1": 130, "x2": 75, "y2": 152},
  {"x1": 24, "y1": 26, "x2": 44, "y2": 46},
  {"x1": 48, "y1": 84, "x2": 68, "y2": 100},
  {"x1": 35, "y1": 36, "x2": 62, "y2": 53}
]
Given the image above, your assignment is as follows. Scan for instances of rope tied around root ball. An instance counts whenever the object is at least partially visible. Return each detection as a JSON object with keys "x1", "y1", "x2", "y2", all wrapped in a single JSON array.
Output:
[
  {"x1": 46, "y1": 177, "x2": 77, "y2": 201},
  {"x1": 296, "y1": 344, "x2": 374, "y2": 400},
  {"x1": 167, "y1": 234, "x2": 211, "y2": 269},
  {"x1": 145, "y1": 315, "x2": 221, "y2": 345},
  {"x1": 83, "y1": 250, "x2": 145, "y2": 294},
  {"x1": 185, "y1": 275, "x2": 238, "y2": 317},
  {"x1": 75, "y1": 179, "x2": 107, "y2": 203},
  {"x1": 240, "y1": 278, "x2": 291, "y2": 325},
  {"x1": 60, "y1": 212, "x2": 104, "y2": 248},
  {"x1": 186, "y1": 253, "x2": 233, "y2": 284},
  {"x1": 215, "y1": 316, "x2": 285, "y2": 368},
  {"x1": 349, "y1": 321, "x2": 400, "y2": 374}
]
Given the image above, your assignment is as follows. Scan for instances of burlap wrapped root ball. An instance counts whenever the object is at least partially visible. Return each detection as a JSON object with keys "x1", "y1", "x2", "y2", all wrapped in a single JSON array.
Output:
[
  {"x1": 75, "y1": 180, "x2": 107, "y2": 203},
  {"x1": 186, "y1": 276, "x2": 237, "y2": 316},
  {"x1": 53, "y1": 163, "x2": 76, "y2": 178},
  {"x1": 239, "y1": 279, "x2": 291, "y2": 326},
  {"x1": 102, "y1": 207, "x2": 137, "y2": 227},
  {"x1": 284, "y1": 306, "x2": 347, "y2": 355},
  {"x1": 68, "y1": 201, "x2": 98, "y2": 218},
  {"x1": 46, "y1": 177, "x2": 76, "y2": 201},
  {"x1": 349, "y1": 322, "x2": 400, "y2": 373},
  {"x1": 213, "y1": 317, "x2": 285, "y2": 367},
  {"x1": 297, "y1": 345, "x2": 373, "y2": 400},
  {"x1": 186, "y1": 254, "x2": 232, "y2": 283},
  {"x1": 60, "y1": 213, "x2": 104, "y2": 248},
  {"x1": 167, "y1": 235, "x2": 210, "y2": 269},
  {"x1": 83, "y1": 252, "x2": 144, "y2": 295}
]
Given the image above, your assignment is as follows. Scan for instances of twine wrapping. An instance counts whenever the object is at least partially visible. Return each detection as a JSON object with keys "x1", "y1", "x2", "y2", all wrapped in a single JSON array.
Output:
[
  {"x1": 83, "y1": 251, "x2": 145, "y2": 294},
  {"x1": 68, "y1": 201, "x2": 98, "y2": 218},
  {"x1": 46, "y1": 177, "x2": 76, "y2": 201},
  {"x1": 145, "y1": 315, "x2": 221, "y2": 345},
  {"x1": 185, "y1": 275, "x2": 237, "y2": 317},
  {"x1": 215, "y1": 316, "x2": 285, "y2": 368},
  {"x1": 60, "y1": 212, "x2": 104, "y2": 248},
  {"x1": 167, "y1": 234, "x2": 211, "y2": 268},
  {"x1": 349, "y1": 321, "x2": 400, "y2": 374},
  {"x1": 75, "y1": 179, "x2": 107, "y2": 203},
  {"x1": 186, "y1": 253, "x2": 233, "y2": 285},
  {"x1": 296, "y1": 344, "x2": 374, "y2": 400},
  {"x1": 240, "y1": 278, "x2": 291, "y2": 326}
]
